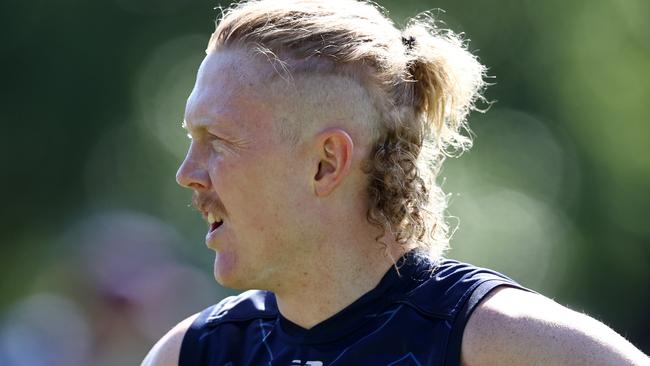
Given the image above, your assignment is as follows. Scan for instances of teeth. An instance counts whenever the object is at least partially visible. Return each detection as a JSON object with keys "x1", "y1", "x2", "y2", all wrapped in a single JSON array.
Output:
[{"x1": 207, "y1": 213, "x2": 216, "y2": 224}]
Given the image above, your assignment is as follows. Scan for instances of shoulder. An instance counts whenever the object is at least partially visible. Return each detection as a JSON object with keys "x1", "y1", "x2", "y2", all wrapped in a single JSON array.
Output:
[
  {"x1": 141, "y1": 313, "x2": 199, "y2": 366},
  {"x1": 141, "y1": 290, "x2": 277, "y2": 366},
  {"x1": 197, "y1": 289, "x2": 278, "y2": 326},
  {"x1": 460, "y1": 286, "x2": 649, "y2": 366},
  {"x1": 404, "y1": 258, "x2": 525, "y2": 317}
]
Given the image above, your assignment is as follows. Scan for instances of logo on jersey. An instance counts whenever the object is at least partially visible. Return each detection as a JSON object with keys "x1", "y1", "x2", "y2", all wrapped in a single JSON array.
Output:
[{"x1": 291, "y1": 360, "x2": 323, "y2": 366}]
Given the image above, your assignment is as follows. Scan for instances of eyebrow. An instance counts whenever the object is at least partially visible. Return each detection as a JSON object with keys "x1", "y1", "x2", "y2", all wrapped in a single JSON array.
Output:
[
  {"x1": 182, "y1": 117, "x2": 237, "y2": 140},
  {"x1": 182, "y1": 117, "x2": 212, "y2": 131},
  {"x1": 181, "y1": 117, "x2": 215, "y2": 134}
]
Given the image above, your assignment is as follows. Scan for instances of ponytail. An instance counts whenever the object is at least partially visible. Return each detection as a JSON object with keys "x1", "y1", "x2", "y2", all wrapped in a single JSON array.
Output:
[
  {"x1": 401, "y1": 17, "x2": 487, "y2": 155},
  {"x1": 365, "y1": 14, "x2": 488, "y2": 259}
]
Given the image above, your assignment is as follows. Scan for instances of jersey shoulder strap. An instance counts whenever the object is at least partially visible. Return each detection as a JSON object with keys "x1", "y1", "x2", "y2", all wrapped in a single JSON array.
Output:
[
  {"x1": 179, "y1": 289, "x2": 277, "y2": 365},
  {"x1": 402, "y1": 259, "x2": 533, "y2": 366}
]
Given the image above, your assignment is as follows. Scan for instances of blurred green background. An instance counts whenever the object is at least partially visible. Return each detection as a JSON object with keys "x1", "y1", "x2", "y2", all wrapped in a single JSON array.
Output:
[{"x1": 1, "y1": 0, "x2": 648, "y2": 364}]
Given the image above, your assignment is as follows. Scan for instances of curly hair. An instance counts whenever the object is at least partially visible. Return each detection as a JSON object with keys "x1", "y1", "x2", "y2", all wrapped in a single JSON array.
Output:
[{"x1": 208, "y1": 0, "x2": 487, "y2": 260}]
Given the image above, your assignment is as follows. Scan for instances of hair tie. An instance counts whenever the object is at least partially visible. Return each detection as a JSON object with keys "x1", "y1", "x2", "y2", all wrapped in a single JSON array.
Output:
[{"x1": 401, "y1": 35, "x2": 416, "y2": 51}]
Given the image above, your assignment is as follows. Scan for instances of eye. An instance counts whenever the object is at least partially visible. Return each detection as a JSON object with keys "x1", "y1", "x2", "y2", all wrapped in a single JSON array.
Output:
[
  {"x1": 210, "y1": 140, "x2": 223, "y2": 151},
  {"x1": 207, "y1": 134, "x2": 227, "y2": 152}
]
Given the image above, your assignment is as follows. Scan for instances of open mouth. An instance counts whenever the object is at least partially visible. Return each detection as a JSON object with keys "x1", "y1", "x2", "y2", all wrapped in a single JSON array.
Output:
[
  {"x1": 210, "y1": 220, "x2": 224, "y2": 233},
  {"x1": 207, "y1": 212, "x2": 224, "y2": 233}
]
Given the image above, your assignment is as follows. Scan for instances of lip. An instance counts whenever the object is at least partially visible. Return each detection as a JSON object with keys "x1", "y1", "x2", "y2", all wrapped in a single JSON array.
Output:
[{"x1": 205, "y1": 221, "x2": 225, "y2": 249}]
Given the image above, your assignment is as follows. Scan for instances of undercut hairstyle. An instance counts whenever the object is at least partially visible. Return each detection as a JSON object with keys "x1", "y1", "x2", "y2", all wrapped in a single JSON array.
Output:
[{"x1": 208, "y1": 0, "x2": 487, "y2": 261}]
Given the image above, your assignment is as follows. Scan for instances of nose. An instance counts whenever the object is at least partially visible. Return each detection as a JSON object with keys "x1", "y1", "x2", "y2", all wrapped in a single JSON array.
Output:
[{"x1": 176, "y1": 144, "x2": 211, "y2": 190}]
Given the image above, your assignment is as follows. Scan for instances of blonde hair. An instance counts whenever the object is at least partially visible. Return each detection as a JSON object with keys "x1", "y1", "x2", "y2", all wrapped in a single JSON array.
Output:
[{"x1": 208, "y1": 0, "x2": 487, "y2": 260}]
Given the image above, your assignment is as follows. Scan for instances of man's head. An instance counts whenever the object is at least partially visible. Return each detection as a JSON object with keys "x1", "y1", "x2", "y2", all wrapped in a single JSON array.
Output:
[
  {"x1": 176, "y1": 0, "x2": 486, "y2": 290},
  {"x1": 177, "y1": 48, "x2": 376, "y2": 290}
]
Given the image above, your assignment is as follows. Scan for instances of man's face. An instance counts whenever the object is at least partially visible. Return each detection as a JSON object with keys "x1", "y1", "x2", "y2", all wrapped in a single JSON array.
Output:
[{"x1": 176, "y1": 49, "x2": 314, "y2": 290}]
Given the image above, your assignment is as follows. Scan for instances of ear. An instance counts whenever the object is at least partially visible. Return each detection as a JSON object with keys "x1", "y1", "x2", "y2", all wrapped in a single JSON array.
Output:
[{"x1": 313, "y1": 128, "x2": 354, "y2": 197}]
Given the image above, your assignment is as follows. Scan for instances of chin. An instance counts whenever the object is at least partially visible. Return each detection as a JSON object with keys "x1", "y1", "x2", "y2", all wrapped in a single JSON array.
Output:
[{"x1": 212, "y1": 251, "x2": 251, "y2": 290}]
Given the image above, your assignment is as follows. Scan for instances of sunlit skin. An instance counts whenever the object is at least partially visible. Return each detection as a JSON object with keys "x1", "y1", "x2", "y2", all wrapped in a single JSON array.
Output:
[
  {"x1": 176, "y1": 48, "x2": 404, "y2": 328},
  {"x1": 177, "y1": 49, "x2": 310, "y2": 290}
]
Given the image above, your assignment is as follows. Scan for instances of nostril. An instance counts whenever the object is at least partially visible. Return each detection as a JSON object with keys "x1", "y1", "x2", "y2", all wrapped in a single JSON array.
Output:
[
  {"x1": 176, "y1": 163, "x2": 210, "y2": 190},
  {"x1": 176, "y1": 166, "x2": 190, "y2": 187}
]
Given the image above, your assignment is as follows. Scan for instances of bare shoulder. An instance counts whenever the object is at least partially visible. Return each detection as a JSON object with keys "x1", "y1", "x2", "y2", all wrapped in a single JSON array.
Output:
[
  {"x1": 141, "y1": 313, "x2": 200, "y2": 366},
  {"x1": 460, "y1": 286, "x2": 649, "y2": 366}
]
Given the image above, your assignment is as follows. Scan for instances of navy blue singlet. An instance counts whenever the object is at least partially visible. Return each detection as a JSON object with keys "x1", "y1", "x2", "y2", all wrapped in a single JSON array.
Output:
[{"x1": 179, "y1": 254, "x2": 529, "y2": 366}]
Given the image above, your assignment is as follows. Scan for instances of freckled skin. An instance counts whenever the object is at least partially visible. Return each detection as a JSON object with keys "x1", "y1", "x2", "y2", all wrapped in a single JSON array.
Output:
[{"x1": 178, "y1": 49, "x2": 317, "y2": 290}]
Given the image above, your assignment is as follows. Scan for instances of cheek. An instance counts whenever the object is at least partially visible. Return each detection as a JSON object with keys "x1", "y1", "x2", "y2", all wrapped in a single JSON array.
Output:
[
  {"x1": 213, "y1": 159, "x2": 279, "y2": 227},
  {"x1": 213, "y1": 148, "x2": 309, "y2": 235}
]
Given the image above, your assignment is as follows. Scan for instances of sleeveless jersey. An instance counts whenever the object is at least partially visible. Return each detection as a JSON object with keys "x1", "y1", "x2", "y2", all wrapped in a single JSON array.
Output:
[{"x1": 179, "y1": 254, "x2": 530, "y2": 366}]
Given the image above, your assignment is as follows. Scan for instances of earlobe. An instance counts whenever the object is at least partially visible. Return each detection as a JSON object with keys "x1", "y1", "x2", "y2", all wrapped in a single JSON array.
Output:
[{"x1": 313, "y1": 129, "x2": 354, "y2": 197}]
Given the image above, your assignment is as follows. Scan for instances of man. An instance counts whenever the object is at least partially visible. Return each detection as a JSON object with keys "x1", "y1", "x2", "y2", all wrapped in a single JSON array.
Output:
[{"x1": 143, "y1": 0, "x2": 649, "y2": 365}]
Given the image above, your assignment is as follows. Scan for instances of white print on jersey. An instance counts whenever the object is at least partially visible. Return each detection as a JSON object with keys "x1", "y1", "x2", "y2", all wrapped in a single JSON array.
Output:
[{"x1": 291, "y1": 360, "x2": 324, "y2": 366}]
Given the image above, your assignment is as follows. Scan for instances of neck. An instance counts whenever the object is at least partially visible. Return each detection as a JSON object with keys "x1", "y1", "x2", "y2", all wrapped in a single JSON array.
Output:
[{"x1": 273, "y1": 236, "x2": 405, "y2": 330}]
